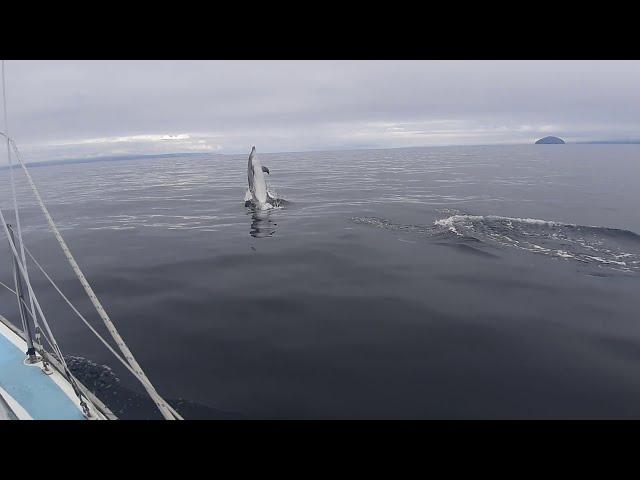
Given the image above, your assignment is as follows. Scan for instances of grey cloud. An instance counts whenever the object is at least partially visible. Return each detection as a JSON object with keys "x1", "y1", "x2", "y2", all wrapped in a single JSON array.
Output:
[{"x1": 2, "y1": 60, "x2": 639, "y2": 162}]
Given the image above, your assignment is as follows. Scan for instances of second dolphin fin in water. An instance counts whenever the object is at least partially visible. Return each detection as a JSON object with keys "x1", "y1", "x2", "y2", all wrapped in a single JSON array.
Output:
[{"x1": 262, "y1": 166, "x2": 270, "y2": 175}]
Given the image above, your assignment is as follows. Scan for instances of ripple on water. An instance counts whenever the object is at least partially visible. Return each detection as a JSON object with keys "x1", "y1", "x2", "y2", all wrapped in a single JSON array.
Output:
[{"x1": 352, "y1": 213, "x2": 640, "y2": 273}]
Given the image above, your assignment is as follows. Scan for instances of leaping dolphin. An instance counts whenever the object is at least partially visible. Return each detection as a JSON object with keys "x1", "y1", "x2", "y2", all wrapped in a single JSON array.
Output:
[{"x1": 246, "y1": 146, "x2": 276, "y2": 210}]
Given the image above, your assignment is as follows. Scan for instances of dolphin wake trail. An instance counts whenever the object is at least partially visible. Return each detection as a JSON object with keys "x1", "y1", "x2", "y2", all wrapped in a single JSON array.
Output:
[{"x1": 352, "y1": 214, "x2": 640, "y2": 273}]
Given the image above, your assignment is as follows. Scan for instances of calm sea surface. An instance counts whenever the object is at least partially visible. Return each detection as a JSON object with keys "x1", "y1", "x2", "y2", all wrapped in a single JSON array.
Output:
[{"x1": 1, "y1": 145, "x2": 639, "y2": 419}]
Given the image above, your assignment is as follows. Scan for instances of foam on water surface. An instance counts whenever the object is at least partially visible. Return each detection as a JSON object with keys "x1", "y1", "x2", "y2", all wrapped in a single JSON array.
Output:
[{"x1": 352, "y1": 213, "x2": 640, "y2": 273}]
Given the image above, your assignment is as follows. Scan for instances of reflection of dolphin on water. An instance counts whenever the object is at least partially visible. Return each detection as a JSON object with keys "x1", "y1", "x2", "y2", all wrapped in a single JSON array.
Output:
[
  {"x1": 244, "y1": 146, "x2": 282, "y2": 210},
  {"x1": 249, "y1": 209, "x2": 277, "y2": 238}
]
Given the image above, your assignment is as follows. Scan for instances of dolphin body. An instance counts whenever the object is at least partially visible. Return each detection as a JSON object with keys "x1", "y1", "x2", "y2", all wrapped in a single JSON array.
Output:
[{"x1": 246, "y1": 146, "x2": 277, "y2": 210}]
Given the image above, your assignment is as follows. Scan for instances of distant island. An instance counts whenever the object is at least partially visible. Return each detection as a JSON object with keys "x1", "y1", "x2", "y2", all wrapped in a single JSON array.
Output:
[{"x1": 535, "y1": 136, "x2": 565, "y2": 144}]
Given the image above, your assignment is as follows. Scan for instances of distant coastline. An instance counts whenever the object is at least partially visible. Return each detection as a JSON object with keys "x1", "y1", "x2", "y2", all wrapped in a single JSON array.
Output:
[
  {"x1": 0, "y1": 151, "x2": 217, "y2": 170},
  {"x1": 575, "y1": 139, "x2": 640, "y2": 144},
  {"x1": 3, "y1": 141, "x2": 640, "y2": 170}
]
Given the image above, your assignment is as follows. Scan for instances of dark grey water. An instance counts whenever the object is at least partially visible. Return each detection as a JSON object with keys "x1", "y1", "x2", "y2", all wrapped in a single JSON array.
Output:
[{"x1": 1, "y1": 145, "x2": 640, "y2": 419}]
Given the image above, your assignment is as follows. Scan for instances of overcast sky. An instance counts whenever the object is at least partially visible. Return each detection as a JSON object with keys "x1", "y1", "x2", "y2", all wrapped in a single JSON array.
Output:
[{"x1": 2, "y1": 60, "x2": 639, "y2": 162}]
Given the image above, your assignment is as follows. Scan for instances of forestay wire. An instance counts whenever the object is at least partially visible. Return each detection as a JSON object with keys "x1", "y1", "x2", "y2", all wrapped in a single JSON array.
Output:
[
  {"x1": 1, "y1": 61, "x2": 40, "y2": 352},
  {"x1": 0, "y1": 212, "x2": 92, "y2": 415},
  {"x1": 3, "y1": 136, "x2": 179, "y2": 420},
  {"x1": 0, "y1": 61, "x2": 180, "y2": 420},
  {"x1": 23, "y1": 243, "x2": 183, "y2": 420}
]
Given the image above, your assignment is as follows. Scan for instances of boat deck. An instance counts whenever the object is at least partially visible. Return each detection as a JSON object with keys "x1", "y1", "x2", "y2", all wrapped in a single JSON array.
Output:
[{"x1": 0, "y1": 315, "x2": 89, "y2": 420}]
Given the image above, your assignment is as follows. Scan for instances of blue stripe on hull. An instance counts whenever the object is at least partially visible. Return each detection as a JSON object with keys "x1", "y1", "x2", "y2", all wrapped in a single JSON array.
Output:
[{"x1": 0, "y1": 330, "x2": 85, "y2": 420}]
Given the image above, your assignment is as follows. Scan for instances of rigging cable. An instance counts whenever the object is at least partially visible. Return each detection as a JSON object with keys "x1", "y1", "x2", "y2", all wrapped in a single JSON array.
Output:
[
  {"x1": 1, "y1": 61, "x2": 39, "y2": 350},
  {"x1": 23, "y1": 244, "x2": 183, "y2": 419},
  {"x1": 1, "y1": 63, "x2": 93, "y2": 417},
  {"x1": 0, "y1": 213, "x2": 92, "y2": 416},
  {"x1": 1, "y1": 60, "x2": 178, "y2": 419},
  {"x1": 0, "y1": 279, "x2": 16, "y2": 295},
  {"x1": 1, "y1": 133, "x2": 179, "y2": 420}
]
